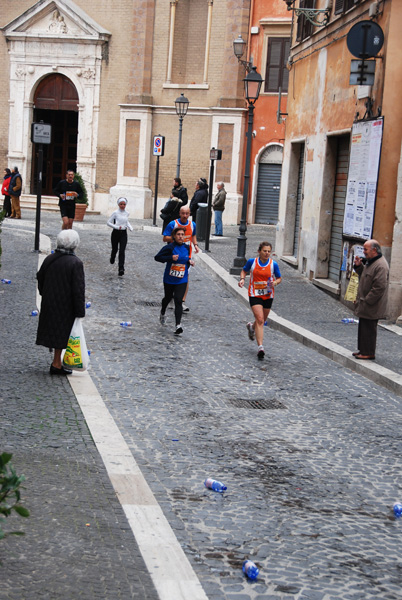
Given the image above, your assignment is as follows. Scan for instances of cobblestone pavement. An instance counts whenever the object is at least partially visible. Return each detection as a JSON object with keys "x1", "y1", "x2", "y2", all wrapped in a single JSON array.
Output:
[{"x1": 1, "y1": 211, "x2": 402, "y2": 600}]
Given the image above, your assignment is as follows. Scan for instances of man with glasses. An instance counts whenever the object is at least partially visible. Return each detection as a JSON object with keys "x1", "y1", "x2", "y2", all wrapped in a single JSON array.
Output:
[{"x1": 53, "y1": 170, "x2": 83, "y2": 230}]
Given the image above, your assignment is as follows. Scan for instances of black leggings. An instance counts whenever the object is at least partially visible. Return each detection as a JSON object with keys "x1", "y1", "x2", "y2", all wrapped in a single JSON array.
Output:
[
  {"x1": 161, "y1": 282, "x2": 187, "y2": 325},
  {"x1": 111, "y1": 229, "x2": 128, "y2": 271}
]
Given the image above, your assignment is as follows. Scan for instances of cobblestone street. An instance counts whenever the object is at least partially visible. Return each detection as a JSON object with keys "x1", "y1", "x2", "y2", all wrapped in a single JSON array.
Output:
[{"x1": 1, "y1": 213, "x2": 402, "y2": 600}]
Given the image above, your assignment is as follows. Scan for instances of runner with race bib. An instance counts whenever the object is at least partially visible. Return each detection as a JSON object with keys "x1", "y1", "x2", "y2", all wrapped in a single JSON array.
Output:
[
  {"x1": 238, "y1": 242, "x2": 282, "y2": 360},
  {"x1": 154, "y1": 227, "x2": 194, "y2": 335}
]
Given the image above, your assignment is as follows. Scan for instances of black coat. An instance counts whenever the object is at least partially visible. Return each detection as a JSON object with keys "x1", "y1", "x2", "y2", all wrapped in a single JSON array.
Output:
[
  {"x1": 189, "y1": 188, "x2": 208, "y2": 222},
  {"x1": 36, "y1": 251, "x2": 85, "y2": 349},
  {"x1": 160, "y1": 186, "x2": 188, "y2": 230}
]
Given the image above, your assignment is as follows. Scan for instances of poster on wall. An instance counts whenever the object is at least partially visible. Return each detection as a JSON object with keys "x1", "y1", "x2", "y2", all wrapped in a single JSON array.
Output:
[{"x1": 343, "y1": 117, "x2": 384, "y2": 239}]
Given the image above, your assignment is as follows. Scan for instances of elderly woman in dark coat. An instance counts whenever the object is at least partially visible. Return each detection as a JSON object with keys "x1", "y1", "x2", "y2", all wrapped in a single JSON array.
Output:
[{"x1": 36, "y1": 230, "x2": 85, "y2": 375}]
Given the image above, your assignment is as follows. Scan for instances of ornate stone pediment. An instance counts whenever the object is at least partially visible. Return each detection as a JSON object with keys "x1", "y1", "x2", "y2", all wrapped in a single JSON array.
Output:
[{"x1": 2, "y1": 0, "x2": 111, "y2": 41}]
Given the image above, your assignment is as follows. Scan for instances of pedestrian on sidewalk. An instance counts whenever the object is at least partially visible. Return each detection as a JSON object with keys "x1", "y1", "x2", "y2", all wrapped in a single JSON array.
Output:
[
  {"x1": 53, "y1": 170, "x2": 83, "y2": 230},
  {"x1": 160, "y1": 177, "x2": 188, "y2": 233},
  {"x1": 107, "y1": 197, "x2": 133, "y2": 277},
  {"x1": 36, "y1": 230, "x2": 85, "y2": 376},
  {"x1": 189, "y1": 179, "x2": 208, "y2": 223},
  {"x1": 238, "y1": 241, "x2": 282, "y2": 360},
  {"x1": 8, "y1": 166, "x2": 22, "y2": 219},
  {"x1": 352, "y1": 239, "x2": 389, "y2": 360},
  {"x1": 163, "y1": 205, "x2": 199, "y2": 312},
  {"x1": 212, "y1": 182, "x2": 226, "y2": 236},
  {"x1": 155, "y1": 227, "x2": 194, "y2": 335},
  {"x1": 1, "y1": 168, "x2": 12, "y2": 217}
]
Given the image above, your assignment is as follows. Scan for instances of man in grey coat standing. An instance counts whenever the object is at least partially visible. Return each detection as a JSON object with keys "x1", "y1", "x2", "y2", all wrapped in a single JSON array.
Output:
[
  {"x1": 353, "y1": 239, "x2": 389, "y2": 360},
  {"x1": 212, "y1": 182, "x2": 226, "y2": 236}
]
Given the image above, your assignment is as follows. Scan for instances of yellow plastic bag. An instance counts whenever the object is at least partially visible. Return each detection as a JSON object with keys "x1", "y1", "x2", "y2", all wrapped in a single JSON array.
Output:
[
  {"x1": 344, "y1": 271, "x2": 359, "y2": 303},
  {"x1": 62, "y1": 318, "x2": 89, "y2": 371}
]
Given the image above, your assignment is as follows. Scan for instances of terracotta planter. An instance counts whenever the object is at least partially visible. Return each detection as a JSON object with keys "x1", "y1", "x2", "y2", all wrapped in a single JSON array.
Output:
[{"x1": 75, "y1": 203, "x2": 88, "y2": 222}]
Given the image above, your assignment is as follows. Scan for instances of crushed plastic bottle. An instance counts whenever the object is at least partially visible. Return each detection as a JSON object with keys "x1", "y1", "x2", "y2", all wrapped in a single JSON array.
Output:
[
  {"x1": 393, "y1": 503, "x2": 402, "y2": 518},
  {"x1": 204, "y1": 478, "x2": 227, "y2": 493},
  {"x1": 1, "y1": 279, "x2": 11, "y2": 284},
  {"x1": 242, "y1": 560, "x2": 259, "y2": 580},
  {"x1": 86, "y1": 301, "x2": 92, "y2": 308},
  {"x1": 341, "y1": 318, "x2": 359, "y2": 324},
  {"x1": 31, "y1": 310, "x2": 39, "y2": 316},
  {"x1": 120, "y1": 321, "x2": 132, "y2": 327}
]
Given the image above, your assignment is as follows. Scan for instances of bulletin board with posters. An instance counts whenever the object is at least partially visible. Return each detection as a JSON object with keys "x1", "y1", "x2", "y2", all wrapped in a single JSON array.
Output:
[{"x1": 342, "y1": 117, "x2": 384, "y2": 240}]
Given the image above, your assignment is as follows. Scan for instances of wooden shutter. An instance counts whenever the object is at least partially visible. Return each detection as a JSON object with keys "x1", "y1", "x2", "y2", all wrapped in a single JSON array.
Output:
[
  {"x1": 264, "y1": 38, "x2": 290, "y2": 93},
  {"x1": 296, "y1": 0, "x2": 315, "y2": 41}
]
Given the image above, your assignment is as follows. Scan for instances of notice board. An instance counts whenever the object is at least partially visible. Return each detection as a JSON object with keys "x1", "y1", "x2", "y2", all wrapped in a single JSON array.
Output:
[{"x1": 343, "y1": 117, "x2": 384, "y2": 239}]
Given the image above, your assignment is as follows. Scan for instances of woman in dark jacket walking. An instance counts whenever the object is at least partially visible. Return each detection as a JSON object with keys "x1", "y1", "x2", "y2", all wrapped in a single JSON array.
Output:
[
  {"x1": 189, "y1": 179, "x2": 208, "y2": 222},
  {"x1": 1, "y1": 168, "x2": 12, "y2": 217},
  {"x1": 36, "y1": 230, "x2": 85, "y2": 375}
]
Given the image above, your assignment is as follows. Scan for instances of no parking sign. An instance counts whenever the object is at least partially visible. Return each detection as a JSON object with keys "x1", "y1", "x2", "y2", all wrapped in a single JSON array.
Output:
[{"x1": 153, "y1": 135, "x2": 165, "y2": 156}]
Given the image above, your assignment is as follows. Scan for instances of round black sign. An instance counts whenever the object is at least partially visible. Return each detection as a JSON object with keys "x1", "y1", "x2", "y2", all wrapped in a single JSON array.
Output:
[{"x1": 347, "y1": 20, "x2": 384, "y2": 59}]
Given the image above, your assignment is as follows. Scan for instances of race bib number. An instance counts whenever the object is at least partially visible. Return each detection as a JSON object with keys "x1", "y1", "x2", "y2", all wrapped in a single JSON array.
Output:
[
  {"x1": 169, "y1": 264, "x2": 185, "y2": 278},
  {"x1": 254, "y1": 281, "x2": 268, "y2": 296},
  {"x1": 65, "y1": 191, "x2": 75, "y2": 200}
]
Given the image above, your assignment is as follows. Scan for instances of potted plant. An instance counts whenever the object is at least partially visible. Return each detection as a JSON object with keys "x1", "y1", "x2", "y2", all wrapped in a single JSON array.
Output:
[{"x1": 74, "y1": 172, "x2": 88, "y2": 221}]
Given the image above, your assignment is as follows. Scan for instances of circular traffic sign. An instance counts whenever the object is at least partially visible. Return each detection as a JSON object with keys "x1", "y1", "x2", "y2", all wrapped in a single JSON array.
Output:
[
  {"x1": 347, "y1": 20, "x2": 384, "y2": 59},
  {"x1": 155, "y1": 138, "x2": 161, "y2": 147}
]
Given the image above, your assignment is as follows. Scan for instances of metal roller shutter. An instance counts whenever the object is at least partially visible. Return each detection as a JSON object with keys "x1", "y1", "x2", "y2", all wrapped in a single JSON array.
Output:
[
  {"x1": 255, "y1": 163, "x2": 282, "y2": 224},
  {"x1": 293, "y1": 143, "x2": 305, "y2": 258},
  {"x1": 328, "y1": 135, "x2": 350, "y2": 281}
]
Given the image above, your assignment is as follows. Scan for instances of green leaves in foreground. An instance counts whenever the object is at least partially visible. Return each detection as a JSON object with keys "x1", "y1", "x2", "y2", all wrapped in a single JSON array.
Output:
[{"x1": 0, "y1": 452, "x2": 30, "y2": 539}]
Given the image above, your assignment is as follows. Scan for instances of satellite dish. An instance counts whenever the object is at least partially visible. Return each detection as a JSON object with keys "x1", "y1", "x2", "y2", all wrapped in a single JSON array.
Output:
[{"x1": 347, "y1": 20, "x2": 384, "y2": 59}]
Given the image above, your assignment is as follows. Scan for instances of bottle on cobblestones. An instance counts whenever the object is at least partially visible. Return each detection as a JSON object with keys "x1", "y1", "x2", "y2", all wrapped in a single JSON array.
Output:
[
  {"x1": 204, "y1": 478, "x2": 227, "y2": 493},
  {"x1": 31, "y1": 310, "x2": 38, "y2": 316},
  {"x1": 393, "y1": 503, "x2": 402, "y2": 518},
  {"x1": 120, "y1": 321, "x2": 132, "y2": 327},
  {"x1": 1, "y1": 279, "x2": 11, "y2": 284},
  {"x1": 86, "y1": 302, "x2": 92, "y2": 308},
  {"x1": 341, "y1": 318, "x2": 359, "y2": 323},
  {"x1": 242, "y1": 560, "x2": 259, "y2": 580}
]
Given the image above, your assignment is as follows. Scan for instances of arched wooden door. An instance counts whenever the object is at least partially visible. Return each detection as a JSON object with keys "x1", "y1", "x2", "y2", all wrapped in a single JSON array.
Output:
[{"x1": 31, "y1": 74, "x2": 79, "y2": 195}]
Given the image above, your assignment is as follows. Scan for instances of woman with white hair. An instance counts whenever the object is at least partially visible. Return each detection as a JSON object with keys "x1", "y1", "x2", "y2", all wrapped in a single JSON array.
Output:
[{"x1": 36, "y1": 230, "x2": 85, "y2": 375}]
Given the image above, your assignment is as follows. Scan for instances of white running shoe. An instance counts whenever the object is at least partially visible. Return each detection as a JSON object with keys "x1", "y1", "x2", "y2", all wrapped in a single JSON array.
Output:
[
  {"x1": 246, "y1": 322, "x2": 255, "y2": 341},
  {"x1": 182, "y1": 303, "x2": 190, "y2": 312},
  {"x1": 174, "y1": 324, "x2": 183, "y2": 335}
]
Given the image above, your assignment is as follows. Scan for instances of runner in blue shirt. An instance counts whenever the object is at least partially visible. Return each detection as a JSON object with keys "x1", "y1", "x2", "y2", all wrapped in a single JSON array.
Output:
[{"x1": 155, "y1": 227, "x2": 194, "y2": 335}]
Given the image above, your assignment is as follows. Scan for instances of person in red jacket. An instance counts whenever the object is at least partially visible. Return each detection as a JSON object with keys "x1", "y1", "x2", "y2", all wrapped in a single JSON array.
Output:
[{"x1": 1, "y1": 168, "x2": 12, "y2": 217}]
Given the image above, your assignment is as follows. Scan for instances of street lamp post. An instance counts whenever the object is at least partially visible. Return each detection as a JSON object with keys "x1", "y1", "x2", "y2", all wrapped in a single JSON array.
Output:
[
  {"x1": 174, "y1": 93, "x2": 190, "y2": 178},
  {"x1": 230, "y1": 66, "x2": 263, "y2": 274}
]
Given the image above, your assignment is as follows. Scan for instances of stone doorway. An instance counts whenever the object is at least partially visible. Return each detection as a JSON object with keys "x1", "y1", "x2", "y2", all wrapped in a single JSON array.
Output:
[{"x1": 31, "y1": 74, "x2": 78, "y2": 195}]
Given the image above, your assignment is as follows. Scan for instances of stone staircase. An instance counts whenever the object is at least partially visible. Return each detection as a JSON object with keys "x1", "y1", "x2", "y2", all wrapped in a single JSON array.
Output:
[{"x1": 20, "y1": 194, "x2": 100, "y2": 214}]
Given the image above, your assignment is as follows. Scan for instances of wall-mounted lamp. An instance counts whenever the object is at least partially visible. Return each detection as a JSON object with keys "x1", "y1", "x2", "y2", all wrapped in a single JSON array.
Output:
[
  {"x1": 233, "y1": 35, "x2": 253, "y2": 73},
  {"x1": 283, "y1": 0, "x2": 331, "y2": 28}
]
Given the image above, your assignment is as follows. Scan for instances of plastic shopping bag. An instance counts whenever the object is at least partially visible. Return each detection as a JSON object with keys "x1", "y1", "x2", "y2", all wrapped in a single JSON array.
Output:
[{"x1": 62, "y1": 318, "x2": 89, "y2": 371}]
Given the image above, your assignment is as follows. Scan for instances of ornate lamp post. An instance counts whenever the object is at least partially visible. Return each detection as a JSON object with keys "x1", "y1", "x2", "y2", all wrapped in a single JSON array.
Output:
[
  {"x1": 174, "y1": 93, "x2": 190, "y2": 178},
  {"x1": 230, "y1": 66, "x2": 263, "y2": 274}
]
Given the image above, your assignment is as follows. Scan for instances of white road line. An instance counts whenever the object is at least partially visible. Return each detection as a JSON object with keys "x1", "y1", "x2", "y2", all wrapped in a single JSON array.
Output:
[
  {"x1": 36, "y1": 240, "x2": 208, "y2": 600},
  {"x1": 68, "y1": 372, "x2": 209, "y2": 600}
]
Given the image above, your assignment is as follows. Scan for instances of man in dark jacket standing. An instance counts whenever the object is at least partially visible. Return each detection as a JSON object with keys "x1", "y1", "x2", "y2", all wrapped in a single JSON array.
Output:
[
  {"x1": 36, "y1": 230, "x2": 85, "y2": 375},
  {"x1": 9, "y1": 166, "x2": 22, "y2": 219},
  {"x1": 189, "y1": 179, "x2": 208, "y2": 223},
  {"x1": 53, "y1": 170, "x2": 83, "y2": 230},
  {"x1": 353, "y1": 239, "x2": 389, "y2": 360},
  {"x1": 212, "y1": 182, "x2": 226, "y2": 236}
]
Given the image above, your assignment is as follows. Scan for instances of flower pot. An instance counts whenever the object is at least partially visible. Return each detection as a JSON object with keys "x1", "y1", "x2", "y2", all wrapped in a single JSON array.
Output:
[{"x1": 75, "y1": 203, "x2": 88, "y2": 222}]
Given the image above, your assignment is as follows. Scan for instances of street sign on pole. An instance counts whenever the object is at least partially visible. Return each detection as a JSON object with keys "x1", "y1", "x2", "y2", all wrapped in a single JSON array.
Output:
[
  {"x1": 153, "y1": 135, "x2": 165, "y2": 157},
  {"x1": 31, "y1": 121, "x2": 51, "y2": 252},
  {"x1": 153, "y1": 135, "x2": 165, "y2": 225},
  {"x1": 205, "y1": 148, "x2": 222, "y2": 252}
]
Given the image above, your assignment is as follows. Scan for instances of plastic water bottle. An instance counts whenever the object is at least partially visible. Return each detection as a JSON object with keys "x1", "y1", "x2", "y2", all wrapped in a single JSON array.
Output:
[
  {"x1": 341, "y1": 318, "x2": 358, "y2": 324},
  {"x1": 204, "y1": 478, "x2": 227, "y2": 493},
  {"x1": 120, "y1": 321, "x2": 132, "y2": 327},
  {"x1": 86, "y1": 301, "x2": 92, "y2": 308},
  {"x1": 1, "y1": 279, "x2": 11, "y2": 284},
  {"x1": 242, "y1": 560, "x2": 259, "y2": 580},
  {"x1": 393, "y1": 503, "x2": 402, "y2": 518},
  {"x1": 31, "y1": 310, "x2": 38, "y2": 316}
]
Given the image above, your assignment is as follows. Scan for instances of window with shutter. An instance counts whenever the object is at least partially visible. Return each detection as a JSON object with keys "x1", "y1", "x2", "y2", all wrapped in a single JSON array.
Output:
[
  {"x1": 264, "y1": 38, "x2": 290, "y2": 93},
  {"x1": 335, "y1": 0, "x2": 355, "y2": 14},
  {"x1": 296, "y1": 0, "x2": 315, "y2": 41}
]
